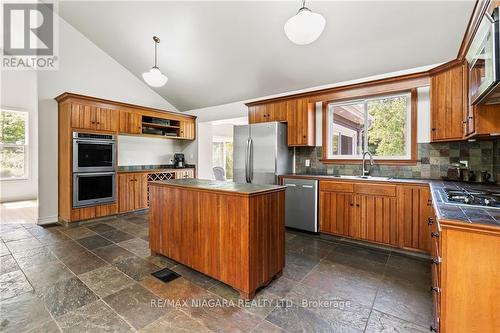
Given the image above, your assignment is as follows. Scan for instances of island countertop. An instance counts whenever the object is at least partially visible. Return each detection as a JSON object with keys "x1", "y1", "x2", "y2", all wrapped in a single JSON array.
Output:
[{"x1": 149, "y1": 178, "x2": 286, "y2": 196}]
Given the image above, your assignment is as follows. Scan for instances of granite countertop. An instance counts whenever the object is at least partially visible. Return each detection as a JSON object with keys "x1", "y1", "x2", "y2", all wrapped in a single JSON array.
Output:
[
  {"x1": 149, "y1": 178, "x2": 286, "y2": 195},
  {"x1": 117, "y1": 164, "x2": 196, "y2": 172},
  {"x1": 281, "y1": 173, "x2": 499, "y2": 228}
]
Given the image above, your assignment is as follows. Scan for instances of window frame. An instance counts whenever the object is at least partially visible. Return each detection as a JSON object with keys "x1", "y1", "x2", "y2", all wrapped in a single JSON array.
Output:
[
  {"x1": 0, "y1": 109, "x2": 29, "y2": 181},
  {"x1": 321, "y1": 89, "x2": 417, "y2": 165}
]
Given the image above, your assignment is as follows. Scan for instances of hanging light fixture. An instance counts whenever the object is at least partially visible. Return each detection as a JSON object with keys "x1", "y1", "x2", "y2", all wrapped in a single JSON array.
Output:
[
  {"x1": 142, "y1": 36, "x2": 168, "y2": 87},
  {"x1": 284, "y1": 0, "x2": 326, "y2": 45}
]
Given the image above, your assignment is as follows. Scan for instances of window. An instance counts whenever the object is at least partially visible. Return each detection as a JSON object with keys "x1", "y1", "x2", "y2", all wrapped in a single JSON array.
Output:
[
  {"x1": 212, "y1": 137, "x2": 233, "y2": 180},
  {"x1": 326, "y1": 92, "x2": 413, "y2": 161},
  {"x1": 0, "y1": 110, "x2": 28, "y2": 180}
]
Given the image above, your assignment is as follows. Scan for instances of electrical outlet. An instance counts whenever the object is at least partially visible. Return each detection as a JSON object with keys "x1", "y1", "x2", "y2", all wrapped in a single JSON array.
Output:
[{"x1": 305, "y1": 159, "x2": 310, "y2": 167}]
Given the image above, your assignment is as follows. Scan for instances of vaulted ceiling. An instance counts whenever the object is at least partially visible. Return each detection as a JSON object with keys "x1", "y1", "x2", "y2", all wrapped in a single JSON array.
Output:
[{"x1": 59, "y1": 1, "x2": 475, "y2": 111}]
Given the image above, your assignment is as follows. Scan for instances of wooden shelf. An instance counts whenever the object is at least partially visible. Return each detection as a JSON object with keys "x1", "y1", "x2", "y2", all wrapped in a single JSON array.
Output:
[
  {"x1": 142, "y1": 121, "x2": 180, "y2": 129},
  {"x1": 120, "y1": 133, "x2": 192, "y2": 140}
]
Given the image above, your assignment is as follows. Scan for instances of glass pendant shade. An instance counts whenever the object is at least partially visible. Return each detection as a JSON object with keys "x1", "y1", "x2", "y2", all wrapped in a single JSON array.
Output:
[
  {"x1": 284, "y1": 7, "x2": 326, "y2": 45},
  {"x1": 142, "y1": 67, "x2": 168, "y2": 87}
]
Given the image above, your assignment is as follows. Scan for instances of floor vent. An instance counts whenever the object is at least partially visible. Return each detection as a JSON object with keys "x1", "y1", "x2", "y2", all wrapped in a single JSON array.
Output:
[{"x1": 151, "y1": 268, "x2": 181, "y2": 283}]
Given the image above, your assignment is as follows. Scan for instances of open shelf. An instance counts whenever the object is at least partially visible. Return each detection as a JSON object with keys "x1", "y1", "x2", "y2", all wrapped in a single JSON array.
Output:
[{"x1": 142, "y1": 115, "x2": 181, "y2": 137}]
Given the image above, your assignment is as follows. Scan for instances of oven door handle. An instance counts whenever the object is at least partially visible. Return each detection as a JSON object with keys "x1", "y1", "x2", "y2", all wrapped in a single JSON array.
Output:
[
  {"x1": 74, "y1": 140, "x2": 116, "y2": 145},
  {"x1": 75, "y1": 171, "x2": 116, "y2": 177}
]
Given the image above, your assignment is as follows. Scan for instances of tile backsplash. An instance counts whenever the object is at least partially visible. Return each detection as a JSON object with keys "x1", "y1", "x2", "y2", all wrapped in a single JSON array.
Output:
[{"x1": 295, "y1": 139, "x2": 500, "y2": 182}]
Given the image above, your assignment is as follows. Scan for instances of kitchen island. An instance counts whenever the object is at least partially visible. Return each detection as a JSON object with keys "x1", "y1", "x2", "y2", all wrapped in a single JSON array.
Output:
[{"x1": 148, "y1": 179, "x2": 286, "y2": 299}]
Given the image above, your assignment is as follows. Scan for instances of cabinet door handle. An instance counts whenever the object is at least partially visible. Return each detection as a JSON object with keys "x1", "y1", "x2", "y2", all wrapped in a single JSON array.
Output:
[
  {"x1": 431, "y1": 128, "x2": 436, "y2": 131},
  {"x1": 431, "y1": 257, "x2": 441, "y2": 265},
  {"x1": 431, "y1": 232, "x2": 439, "y2": 238},
  {"x1": 428, "y1": 218, "x2": 434, "y2": 226},
  {"x1": 430, "y1": 325, "x2": 438, "y2": 332},
  {"x1": 468, "y1": 116, "x2": 473, "y2": 119},
  {"x1": 349, "y1": 203, "x2": 354, "y2": 206},
  {"x1": 356, "y1": 204, "x2": 360, "y2": 207},
  {"x1": 430, "y1": 286, "x2": 441, "y2": 293}
]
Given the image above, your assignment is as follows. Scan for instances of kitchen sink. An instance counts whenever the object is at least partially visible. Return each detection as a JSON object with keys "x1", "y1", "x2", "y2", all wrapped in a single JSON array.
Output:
[{"x1": 355, "y1": 175, "x2": 392, "y2": 180}]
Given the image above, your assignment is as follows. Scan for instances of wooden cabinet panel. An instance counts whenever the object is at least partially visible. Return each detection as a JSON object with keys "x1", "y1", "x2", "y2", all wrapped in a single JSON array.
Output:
[
  {"x1": 474, "y1": 104, "x2": 500, "y2": 136},
  {"x1": 71, "y1": 103, "x2": 95, "y2": 130},
  {"x1": 431, "y1": 64, "x2": 466, "y2": 141},
  {"x1": 286, "y1": 98, "x2": 315, "y2": 146},
  {"x1": 354, "y1": 183, "x2": 396, "y2": 197},
  {"x1": 119, "y1": 111, "x2": 142, "y2": 134},
  {"x1": 95, "y1": 107, "x2": 118, "y2": 132},
  {"x1": 118, "y1": 173, "x2": 136, "y2": 213},
  {"x1": 319, "y1": 181, "x2": 354, "y2": 193},
  {"x1": 135, "y1": 173, "x2": 149, "y2": 210},
  {"x1": 354, "y1": 194, "x2": 397, "y2": 246},
  {"x1": 397, "y1": 185, "x2": 433, "y2": 253},
  {"x1": 249, "y1": 105, "x2": 268, "y2": 123},
  {"x1": 180, "y1": 120, "x2": 196, "y2": 139},
  {"x1": 319, "y1": 190, "x2": 353, "y2": 236}
]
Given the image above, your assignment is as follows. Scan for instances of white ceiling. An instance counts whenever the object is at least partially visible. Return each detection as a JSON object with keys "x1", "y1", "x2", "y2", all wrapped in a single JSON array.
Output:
[{"x1": 59, "y1": 1, "x2": 475, "y2": 111}]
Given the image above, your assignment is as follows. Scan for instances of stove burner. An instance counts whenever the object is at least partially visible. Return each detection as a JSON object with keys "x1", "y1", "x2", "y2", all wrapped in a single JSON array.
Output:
[{"x1": 443, "y1": 186, "x2": 500, "y2": 208}]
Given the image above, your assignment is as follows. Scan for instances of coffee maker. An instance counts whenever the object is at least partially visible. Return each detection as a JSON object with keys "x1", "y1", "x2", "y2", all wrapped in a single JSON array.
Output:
[{"x1": 174, "y1": 153, "x2": 185, "y2": 168}]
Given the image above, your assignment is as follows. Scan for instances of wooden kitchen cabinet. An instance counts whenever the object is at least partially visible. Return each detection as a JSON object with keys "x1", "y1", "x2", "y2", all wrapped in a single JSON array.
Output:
[
  {"x1": 397, "y1": 185, "x2": 434, "y2": 252},
  {"x1": 286, "y1": 98, "x2": 315, "y2": 146},
  {"x1": 319, "y1": 190, "x2": 353, "y2": 236},
  {"x1": 118, "y1": 173, "x2": 148, "y2": 213},
  {"x1": 353, "y1": 194, "x2": 398, "y2": 246},
  {"x1": 249, "y1": 103, "x2": 286, "y2": 123},
  {"x1": 70, "y1": 103, "x2": 118, "y2": 132},
  {"x1": 319, "y1": 181, "x2": 397, "y2": 246},
  {"x1": 119, "y1": 111, "x2": 142, "y2": 134},
  {"x1": 179, "y1": 120, "x2": 196, "y2": 139},
  {"x1": 430, "y1": 63, "x2": 467, "y2": 141}
]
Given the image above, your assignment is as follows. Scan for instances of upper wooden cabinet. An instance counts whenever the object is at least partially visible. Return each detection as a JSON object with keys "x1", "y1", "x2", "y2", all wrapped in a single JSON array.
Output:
[
  {"x1": 248, "y1": 98, "x2": 315, "y2": 147},
  {"x1": 473, "y1": 104, "x2": 500, "y2": 136},
  {"x1": 119, "y1": 111, "x2": 142, "y2": 134},
  {"x1": 57, "y1": 93, "x2": 196, "y2": 140},
  {"x1": 179, "y1": 120, "x2": 196, "y2": 140},
  {"x1": 430, "y1": 63, "x2": 467, "y2": 141},
  {"x1": 286, "y1": 99, "x2": 315, "y2": 146},
  {"x1": 70, "y1": 103, "x2": 118, "y2": 132}
]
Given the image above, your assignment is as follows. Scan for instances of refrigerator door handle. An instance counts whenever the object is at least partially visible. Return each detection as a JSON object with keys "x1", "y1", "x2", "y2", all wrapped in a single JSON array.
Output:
[
  {"x1": 248, "y1": 138, "x2": 254, "y2": 182},
  {"x1": 245, "y1": 138, "x2": 251, "y2": 183}
]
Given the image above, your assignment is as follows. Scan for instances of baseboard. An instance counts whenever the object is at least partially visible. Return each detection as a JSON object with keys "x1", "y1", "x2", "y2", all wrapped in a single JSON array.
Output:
[{"x1": 37, "y1": 215, "x2": 59, "y2": 225}]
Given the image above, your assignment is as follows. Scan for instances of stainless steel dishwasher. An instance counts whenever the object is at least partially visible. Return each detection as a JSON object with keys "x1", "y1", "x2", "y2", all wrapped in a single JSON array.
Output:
[{"x1": 283, "y1": 178, "x2": 318, "y2": 232}]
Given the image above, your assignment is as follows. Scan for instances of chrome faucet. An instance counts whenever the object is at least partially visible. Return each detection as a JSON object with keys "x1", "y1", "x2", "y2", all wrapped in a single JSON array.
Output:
[{"x1": 362, "y1": 151, "x2": 374, "y2": 177}]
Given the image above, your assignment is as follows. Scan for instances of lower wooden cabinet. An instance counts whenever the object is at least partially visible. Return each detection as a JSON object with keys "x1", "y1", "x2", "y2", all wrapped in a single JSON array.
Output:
[
  {"x1": 397, "y1": 185, "x2": 434, "y2": 252},
  {"x1": 118, "y1": 173, "x2": 148, "y2": 213},
  {"x1": 319, "y1": 180, "x2": 431, "y2": 251},
  {"x1": 70, "y1": 203, "x2": 117, "y2": 221},
  {"x1": 433, "y1": 221, "x2": 499, "y2": 333},
  {"x1": 319, "y1": 181, "x2": 397, "y2": 246}
]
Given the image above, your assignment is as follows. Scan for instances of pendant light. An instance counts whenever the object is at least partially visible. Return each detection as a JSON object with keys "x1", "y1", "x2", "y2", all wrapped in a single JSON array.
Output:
[
  {"x1": 142, "y1": 36, "x2": 168, "y2": 87},
  {"x1": 284, "y1": 0, "x2": 326, "y2": 45}
]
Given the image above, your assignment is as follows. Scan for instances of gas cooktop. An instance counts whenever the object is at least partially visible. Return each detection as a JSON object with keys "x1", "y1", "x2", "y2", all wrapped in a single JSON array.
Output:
[{"x1": 440, "y1": 187, "x2": 500, "y2": 209}]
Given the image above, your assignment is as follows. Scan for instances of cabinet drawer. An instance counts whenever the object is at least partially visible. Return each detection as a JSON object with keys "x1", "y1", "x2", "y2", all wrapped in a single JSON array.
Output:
[
  {"x1": 320, "y1": 181, "x2": 354, "y2": 193},
  {"x1": 354, "y1": 183, "x2": 396, "y2": 197}
]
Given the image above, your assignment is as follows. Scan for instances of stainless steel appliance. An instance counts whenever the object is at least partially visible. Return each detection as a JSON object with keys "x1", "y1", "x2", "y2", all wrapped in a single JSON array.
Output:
[
  {"x1": 467, "y1": 8, "x2": 500, "y2": 104},
  {"x1": 282, "y1": 178, "x2": 318, "y2": 232},
  {"x1": 174, "y1": 153, "x2": 185, "y2": 168},
  {"x1": 73, "y1": 132, "x2": 116, "y2": 172},
  {"x1": 233, "y1": 122, "x2": 293, "y2": 185},
  {"x1": 439, "y1": 186, "x2": 500, "y2": 209},
  {"x1": 73, "y1": 172, "x2": 116, "y2": 207},
  {"x1": 72, "y1": 131, "x2": 116, "y2": 208}
]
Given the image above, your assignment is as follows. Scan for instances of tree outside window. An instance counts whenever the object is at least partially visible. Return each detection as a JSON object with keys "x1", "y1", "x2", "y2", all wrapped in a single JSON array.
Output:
[
  {"x1": 212, "y1": 137, "x2": 233, "y2": 180},
  {"x1": 0, "y1": 110, "x2": 28, "y2": 180},
  {"x1": 327, "y1": 93, "x2": 411, "y2": 160}
]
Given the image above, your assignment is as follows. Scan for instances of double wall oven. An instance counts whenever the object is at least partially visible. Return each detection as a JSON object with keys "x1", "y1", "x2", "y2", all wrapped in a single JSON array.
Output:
[{"x1": 72, "y1": 132, "x2": 116, "y2": 208}]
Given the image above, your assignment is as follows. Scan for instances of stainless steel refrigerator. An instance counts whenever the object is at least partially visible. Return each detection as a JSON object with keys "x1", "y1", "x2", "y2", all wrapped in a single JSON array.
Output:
[{"x1": 233, "y1": 122, "x2": 293, "y2": 184}]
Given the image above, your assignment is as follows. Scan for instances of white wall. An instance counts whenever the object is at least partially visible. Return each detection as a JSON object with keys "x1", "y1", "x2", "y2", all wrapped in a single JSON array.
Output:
[
  {"x1": 197, "y1": 122, "x2": 213, "y2": 179},
  {"x1": 0, "y1": 71, "x2": 39, "y2": 202},
  {"x1": 118, "y1": 136, "x2": 182, "y2": 166},
  {"x1": 37, "y1": 17, "x2": 177, "y2": 224}
]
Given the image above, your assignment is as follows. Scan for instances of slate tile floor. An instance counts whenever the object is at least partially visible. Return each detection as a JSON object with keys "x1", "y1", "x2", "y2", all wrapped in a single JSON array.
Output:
[{"x1": 0, "y1": 212, "x2": 432, "y2": 332}]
